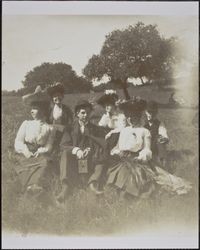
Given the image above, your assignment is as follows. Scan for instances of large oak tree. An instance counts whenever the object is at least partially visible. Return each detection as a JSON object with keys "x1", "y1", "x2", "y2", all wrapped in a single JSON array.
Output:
[{"x1": 83, "y1": 22, "x2": 181, "y2": 99}]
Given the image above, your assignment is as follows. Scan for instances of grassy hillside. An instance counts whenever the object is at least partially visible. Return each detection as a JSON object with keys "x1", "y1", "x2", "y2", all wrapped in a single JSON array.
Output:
[{"x1": 2, "y1": 89, "x2": 198, "y2": 236}]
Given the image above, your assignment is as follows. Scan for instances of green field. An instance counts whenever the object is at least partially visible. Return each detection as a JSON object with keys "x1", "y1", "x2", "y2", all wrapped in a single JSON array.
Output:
[{"x1": 2, "y1": 87, "x2": 198, "y2": 236}]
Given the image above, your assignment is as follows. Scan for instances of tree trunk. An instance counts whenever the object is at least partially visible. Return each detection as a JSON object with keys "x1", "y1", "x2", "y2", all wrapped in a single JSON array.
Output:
[
  {"x1": 112, "y1": 78, "x2": 131, "y2": 100},
  {"x1": 122, "y1": 85, "x2": 131, "y2": 100},
  {"x1": 120, "y1": 80, "x2": 130, "y2": 100}
]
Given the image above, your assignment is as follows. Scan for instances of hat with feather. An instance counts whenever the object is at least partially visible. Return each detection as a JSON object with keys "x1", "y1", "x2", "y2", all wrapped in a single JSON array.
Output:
[
  {"x1": 96, "y1": 89, "x2": 119, "y2": 106},
  {"x1": 47, "y1": 82, "x2": 65, "y2": 97}
]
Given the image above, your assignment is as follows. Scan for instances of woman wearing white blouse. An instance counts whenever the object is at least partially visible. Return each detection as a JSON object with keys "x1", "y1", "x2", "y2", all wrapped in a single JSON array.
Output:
[
  {"x1": 97, "y1": 90, "x2": 126, "y2": 134},
  {"x1": 14, "y1": 86, "x2": 55, "y2": 195},
  {"x1": 107, "y1": 99, "x2": 192, "y2": 199},
  {"x1": 97, "y1": 90, "x2": 127, "y2": 155}
]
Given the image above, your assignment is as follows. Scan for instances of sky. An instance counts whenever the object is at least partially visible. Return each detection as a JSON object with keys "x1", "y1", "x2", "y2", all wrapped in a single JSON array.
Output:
[{"x1": 2, "y1": 12, "x2": 198, "y2": 90}]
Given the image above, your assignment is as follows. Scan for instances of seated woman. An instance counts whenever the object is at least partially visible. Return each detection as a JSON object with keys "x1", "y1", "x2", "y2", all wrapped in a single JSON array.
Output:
[
  {"x1": 97, "y1": 89, "x2": 126, "y2": 151},
  {"x1": 107, "y1": 98, "x2": 192, "y2": 200},
  {"x1": 14, "y1": 86, "x2": 56, "y2": 195}
]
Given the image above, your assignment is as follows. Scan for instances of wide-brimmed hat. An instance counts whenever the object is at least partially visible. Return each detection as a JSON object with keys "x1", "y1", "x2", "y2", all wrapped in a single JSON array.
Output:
[
  {"x1": 74, "y1": 100, "x2": 93, "y2": 113},
  {"x1": 145, "y1": 100, "x2": 158, "y2": 114},
  {"x1": 96, "y1": 89, "x2": 119, "y2": 106},
  {"x1": 22, "y1": 85, "x2": 50, "y2": 106},
  {"x1": 118, "y1": 98, "x2": 146, "y2": 117},
  {"x1": 47, "y1": 82, "x2": 65, "y2": 97}
]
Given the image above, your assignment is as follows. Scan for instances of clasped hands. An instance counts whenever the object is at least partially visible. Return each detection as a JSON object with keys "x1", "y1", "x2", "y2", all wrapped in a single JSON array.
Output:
[{"x1": 76, "y1": 147, "x2": 91, "y2": 160}]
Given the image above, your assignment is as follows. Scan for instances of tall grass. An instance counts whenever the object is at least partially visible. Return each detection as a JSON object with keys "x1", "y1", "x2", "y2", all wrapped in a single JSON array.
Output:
[{"x1": 2, "y1": 90, "x2": 198, "y2": 236}]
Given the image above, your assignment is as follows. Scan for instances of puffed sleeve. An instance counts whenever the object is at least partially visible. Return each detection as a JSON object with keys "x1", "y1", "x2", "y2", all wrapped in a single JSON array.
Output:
[
  {"x1": 98, "y1": 114, "x2": 110, "y2": 127},
  {"x1": 37, "y1": 126, "x2": 56, "y2": 154},
  {"x1": 14, "y1": 120, "x2": 32, "y2": 158},
  {"x1": 137, "y1": 129, "x2": 152, "y2": 161}
]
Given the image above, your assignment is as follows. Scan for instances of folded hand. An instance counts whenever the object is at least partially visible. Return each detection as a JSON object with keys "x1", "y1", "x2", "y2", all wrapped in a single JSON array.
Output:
[{"x1": 76, "y1": 150, "x2": 84, "y2": 159}]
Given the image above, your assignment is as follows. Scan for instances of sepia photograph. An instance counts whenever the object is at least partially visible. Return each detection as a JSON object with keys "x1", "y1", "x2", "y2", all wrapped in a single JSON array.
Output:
[{"x1": 2, "y1": 1, "x2": 199, "y2": 249}]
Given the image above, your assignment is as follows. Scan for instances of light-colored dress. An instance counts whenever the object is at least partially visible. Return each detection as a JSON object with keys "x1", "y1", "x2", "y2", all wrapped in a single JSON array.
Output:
[
  {"x1": 107, "y1": 126, "x2": 192, "y2": 197},
  {"x1": 14, "y1": 120, "x2": 56, "y2": 191}
]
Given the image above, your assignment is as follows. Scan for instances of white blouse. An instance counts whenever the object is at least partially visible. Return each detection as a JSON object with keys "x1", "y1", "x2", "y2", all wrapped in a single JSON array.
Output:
[
  {"x1": 111, "y1": 126, "x2": 152, "y2": 161},
  {"x1": 53, "y1": 104, "x2": 63, "y2": 121},
  {"x1": 98, "y1": 113, "x2": 126, "y2": 133},
  {"x1": 14, "y1": 120, "x2": 55, "y2": 157}
]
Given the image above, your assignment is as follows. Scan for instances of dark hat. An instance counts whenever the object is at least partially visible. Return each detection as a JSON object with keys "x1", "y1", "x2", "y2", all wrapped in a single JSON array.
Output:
[
  {"x1": 96, "y1": 90, "x2": 118, "y2": 106},
  {"x1": 47, "y1": 82, "x2": 65, "y2": 97},
  {"x1": 145, "y1": 100, "x2": 158, "y2": 113},
  {"x1": 118, "y1": 98, "x2": 146, "y2": 117},
  {"x1": 74, "y1": 100, "x2": 93, "y2": 113},
  {"x1": 22, "y1": 85, "x2": 50, "y2": 106}
]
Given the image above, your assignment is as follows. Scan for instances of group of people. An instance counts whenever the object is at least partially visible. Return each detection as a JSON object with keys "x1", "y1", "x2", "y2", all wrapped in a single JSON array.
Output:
[{"x1": 14, "y1": 83, "x2": 192, "y2": 205}]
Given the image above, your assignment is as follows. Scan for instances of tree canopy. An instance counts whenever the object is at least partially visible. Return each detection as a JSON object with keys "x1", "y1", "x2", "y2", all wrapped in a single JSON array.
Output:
[
  {"x1": 22, "y1": 62, "x2": 91, "y2": 94},
  {"x1": 83, "y1": 22, "x2": 182, "y2": 99}
]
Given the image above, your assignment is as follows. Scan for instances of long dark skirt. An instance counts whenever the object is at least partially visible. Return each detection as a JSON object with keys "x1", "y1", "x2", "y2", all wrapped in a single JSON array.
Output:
[
  {"x1": 107, "y1": 156, "x2": 156, "y2": 197},
  {"x1": 14, "y1": 153, "x2": 54, "y2": 192},
  {"x1": 107, "y1": 155, "x2": 192, "y2": 197}
]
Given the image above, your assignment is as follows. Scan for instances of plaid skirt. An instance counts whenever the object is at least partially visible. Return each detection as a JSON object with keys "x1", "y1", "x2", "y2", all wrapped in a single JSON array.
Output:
[{"x1": 107, "y1": 154, "x2": 156, "y2": 197}]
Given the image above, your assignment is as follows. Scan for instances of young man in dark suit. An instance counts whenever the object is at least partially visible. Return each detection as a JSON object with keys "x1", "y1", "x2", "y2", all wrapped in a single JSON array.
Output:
[{"x1": 56, "y1": 100, "x2": 107, "y2": 203}]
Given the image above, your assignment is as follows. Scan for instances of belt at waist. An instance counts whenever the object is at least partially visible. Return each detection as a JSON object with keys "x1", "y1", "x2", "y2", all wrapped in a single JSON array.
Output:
[
  {"x1": 25, "y1": 141, "x2": 41, "y2": 153},
  {"x1": 121, "y1": 150, "x2": 140, "y2": 159}
]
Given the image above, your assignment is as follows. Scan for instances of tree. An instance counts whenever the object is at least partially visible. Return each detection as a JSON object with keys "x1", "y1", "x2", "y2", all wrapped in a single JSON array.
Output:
[
  {"x1": 22, "y1": 62, "x2": 91, "y2": 94},
  {"x1": 2, "y1": 90, "x2": 17, "y2": 96},
  {"x1": 83, "y1": 22, "x2": 182, "y2": 99}
]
